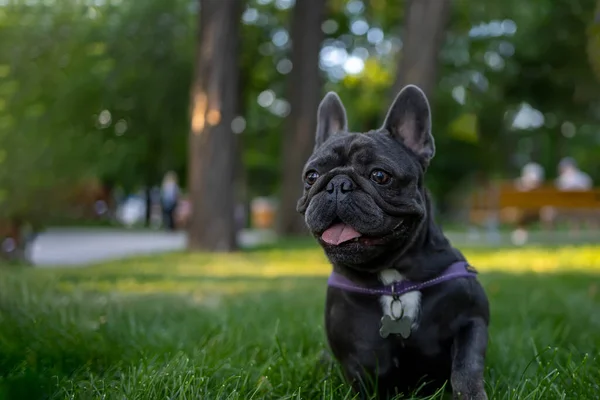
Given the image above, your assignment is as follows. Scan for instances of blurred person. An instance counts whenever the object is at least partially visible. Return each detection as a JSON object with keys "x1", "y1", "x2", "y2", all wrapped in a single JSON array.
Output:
[
  {"x1": 555, "y1": 157, "x2": 593, "y2": 234},
  {"x1": 175, "y1": 196, "x2": 191, "y2": 229},
  {"x1": 512, "y1": 162, "x2": 545, "y2": 245},
  {"x1": 555, "y1": 157, "x2": 592, "y2": 191},
  {"x1": 514, "y1": 162, "x2": 544, "y2": 191},
  {"x1": 149, "y1": 185, "x2": 163, "y2": 228},
  {"x1": 161, "y1": 171, "x2": 180, "y2": 231}
]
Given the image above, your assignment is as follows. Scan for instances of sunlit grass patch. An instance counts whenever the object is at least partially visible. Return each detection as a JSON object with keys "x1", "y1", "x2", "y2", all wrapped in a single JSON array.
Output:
[
  {"x1": 3, "y1": 243, "x2": 599, "y2": 303},
  {"x1": 21, "y1": 243, "x2": 600, "y2": 281},
  {"x1": 465, "y1": 245, "x2": 600, "y2": 273}
]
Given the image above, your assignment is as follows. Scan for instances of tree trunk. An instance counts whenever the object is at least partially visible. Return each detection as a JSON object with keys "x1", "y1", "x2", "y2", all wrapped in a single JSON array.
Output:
[
  {"x1": 144, "y1": 186, "x2": 152, "y2": 227},
  {"x1": 392, "y1": 0, "x2": 452, "y2": 98},
  {"x1": 187, "y1": 0, "x2": 242, "y2": 251},
  {"x1": 277, "y1": 0, "x2": 326, "y2": 236}
]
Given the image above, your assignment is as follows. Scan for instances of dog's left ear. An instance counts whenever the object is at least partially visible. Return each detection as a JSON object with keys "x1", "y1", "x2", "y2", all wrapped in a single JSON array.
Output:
[
  {"x1": 315, "y1": 91, "x2": 348, "y2": 149},
  {"x1": 382, "y1": 85, "x2": 435, "y2": 167}
]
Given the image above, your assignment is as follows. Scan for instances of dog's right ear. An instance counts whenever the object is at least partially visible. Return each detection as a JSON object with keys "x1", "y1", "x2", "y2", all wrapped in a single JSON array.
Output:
[
  {"x1": 382, "y1": 85, "x2": 435, "y2": 167},
  {"x1": 315, "y1": 91, "x2": 348, "y2": 149}
]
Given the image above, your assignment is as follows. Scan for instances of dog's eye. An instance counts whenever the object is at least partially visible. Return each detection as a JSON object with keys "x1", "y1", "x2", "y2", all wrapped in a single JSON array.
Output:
[
  {"x1": 370, "y1": 169, "x2": 391, "y2": 185},
  {"x1": 304, "y1": 170, "x2": 320, "y2": 186}
]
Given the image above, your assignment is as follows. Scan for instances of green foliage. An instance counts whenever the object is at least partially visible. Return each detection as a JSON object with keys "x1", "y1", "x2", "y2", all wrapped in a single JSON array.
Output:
[
  {"x1": 0, "y1": 244, "x2": 599, "y2": 398},
  {"x1": 1, "y1": 0, "x2": 600, "y2": 223},
  {"x1": 587, "y1": 1, "x2": 600, "y2": 81},
  {"x1": 0, "y1": 2, "x2": 106, "y2": 221},
  {"x1": 0, "y1": 0, "x2": 194, "y2": 224}
]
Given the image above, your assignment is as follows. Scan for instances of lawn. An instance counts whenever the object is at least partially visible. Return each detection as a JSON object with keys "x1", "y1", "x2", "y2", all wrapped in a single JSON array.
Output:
[{"x1": 0, "y1": 242, "x2": 599, "y2": 399}]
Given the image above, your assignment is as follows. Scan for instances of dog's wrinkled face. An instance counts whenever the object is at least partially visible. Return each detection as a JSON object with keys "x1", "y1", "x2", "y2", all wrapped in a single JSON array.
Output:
[{"x1": 297, "y1": 85, "x2": 436, "y2": 270}]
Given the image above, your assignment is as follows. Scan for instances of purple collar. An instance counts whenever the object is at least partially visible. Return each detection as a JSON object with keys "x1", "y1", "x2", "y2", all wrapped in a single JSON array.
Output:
[{"x1": 327, "y1": 261, "x2": 477, "y2": 297}]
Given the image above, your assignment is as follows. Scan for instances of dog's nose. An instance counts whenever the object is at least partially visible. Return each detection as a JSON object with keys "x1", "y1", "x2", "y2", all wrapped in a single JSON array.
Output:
[{"x1": 326, "y1": 175, "x2": 355, "y2": 195}]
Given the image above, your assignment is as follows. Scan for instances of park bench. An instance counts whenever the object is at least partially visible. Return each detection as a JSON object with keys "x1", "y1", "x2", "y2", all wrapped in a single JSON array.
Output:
[{"x1": 468, "y1": 182, "x2": 600, "y2": 227}]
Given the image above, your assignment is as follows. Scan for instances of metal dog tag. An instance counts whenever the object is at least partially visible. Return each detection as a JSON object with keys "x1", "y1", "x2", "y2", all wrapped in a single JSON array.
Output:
[{"x1": 379, "y1": 314, "x2": 412, "y2": 339}]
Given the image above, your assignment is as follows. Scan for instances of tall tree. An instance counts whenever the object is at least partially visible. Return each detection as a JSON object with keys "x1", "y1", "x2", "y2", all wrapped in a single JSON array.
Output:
[
  {"x1": 278, "y1": 0, "x2": 327, "y2": 236},
  {"x1": 187, "y1": 0, "x2": 242, "y2": 251},
  {"x1": 392, "y1": 0, "x2": 453, "y2": 98}
]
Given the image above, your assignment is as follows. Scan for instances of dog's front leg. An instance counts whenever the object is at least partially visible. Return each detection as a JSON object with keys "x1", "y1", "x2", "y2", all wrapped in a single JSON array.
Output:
[
  {"x1": 341, "y1": 350, "x2": 395, "y2": 400},
  {"x1": 450, "y1": 318, "x2": 488, "y2": 400}
]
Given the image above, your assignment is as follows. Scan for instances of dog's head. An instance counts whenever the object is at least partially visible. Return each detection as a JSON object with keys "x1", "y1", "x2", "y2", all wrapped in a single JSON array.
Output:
[{"x1": 296, "y1": 85, "x2": 435, "y2": 271}]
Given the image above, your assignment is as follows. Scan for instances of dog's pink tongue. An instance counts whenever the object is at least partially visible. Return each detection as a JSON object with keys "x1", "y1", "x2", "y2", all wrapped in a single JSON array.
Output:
[{"x1": 321, "y1": 223, "x2": 362, "y2": 245}]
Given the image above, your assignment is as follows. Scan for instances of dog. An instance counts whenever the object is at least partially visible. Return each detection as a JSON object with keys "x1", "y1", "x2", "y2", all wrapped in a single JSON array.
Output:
[{"x1": 296, "y1": 85, "x2": 490, "y2": 399}]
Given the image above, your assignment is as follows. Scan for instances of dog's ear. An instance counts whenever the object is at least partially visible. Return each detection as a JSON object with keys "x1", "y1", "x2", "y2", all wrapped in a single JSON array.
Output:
[
  {"x1": 315, "y1": 91, "x2": 348, "y2": 149},
  {"x1": 382, "y1": 85, "x2": 435, "y2": 166}
]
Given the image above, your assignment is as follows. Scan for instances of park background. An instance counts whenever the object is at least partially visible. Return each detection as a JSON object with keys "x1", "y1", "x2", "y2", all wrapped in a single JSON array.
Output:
[{"x1": 0, "y1": 0, "x2": 600, "y2": 399}]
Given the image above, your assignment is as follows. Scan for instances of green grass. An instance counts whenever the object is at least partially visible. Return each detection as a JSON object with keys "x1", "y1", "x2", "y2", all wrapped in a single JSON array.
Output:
[{"x1": 1, "y1": 243, "x2": 600, "y2": 399}]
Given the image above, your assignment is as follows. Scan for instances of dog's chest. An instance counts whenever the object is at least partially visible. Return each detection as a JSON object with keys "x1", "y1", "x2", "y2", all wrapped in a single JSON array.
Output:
[{"x1": 378, "y1": 269, "x2": 421, "y2": 328}]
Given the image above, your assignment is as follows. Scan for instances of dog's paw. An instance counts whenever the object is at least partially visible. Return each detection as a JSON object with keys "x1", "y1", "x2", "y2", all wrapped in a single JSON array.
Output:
[
  {"x1": 451, "y1": 372, "x2": 487, "y2": 400},
  {"x1": 318, "y1": 349, "x2": 333, "y2": 365},
  {"x1": 452, "y1": 389, "x2": 488, "y2": 400}
]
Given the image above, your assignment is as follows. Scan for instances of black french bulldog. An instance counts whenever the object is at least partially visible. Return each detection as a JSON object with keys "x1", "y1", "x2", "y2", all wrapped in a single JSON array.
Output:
[{"x1": 296, "y1": 85, "x2": 490, "y2": 399}]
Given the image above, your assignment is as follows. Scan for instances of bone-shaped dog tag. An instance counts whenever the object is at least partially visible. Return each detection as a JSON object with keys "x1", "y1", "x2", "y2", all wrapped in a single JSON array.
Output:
[{"x1": 379, "y1": 315, "x2": 412, "y2": 339}]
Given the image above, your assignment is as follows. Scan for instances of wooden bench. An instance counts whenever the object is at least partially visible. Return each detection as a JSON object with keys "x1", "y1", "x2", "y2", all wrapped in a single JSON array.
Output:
[{"x1": 468, "y1": 182, "x2": 600, "y2": 227}]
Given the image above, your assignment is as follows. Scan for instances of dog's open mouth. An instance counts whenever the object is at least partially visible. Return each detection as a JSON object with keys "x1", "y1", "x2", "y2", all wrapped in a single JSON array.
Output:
[
  {"x1": 319, "y1": 217, "x2": 415, "y2": 247},
  {"x1": 321, "y1": 222, "x2": 363, "y2": 245},
  {"x1": 320, "y1": 221, "x2": 389, "y2": 246}
]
